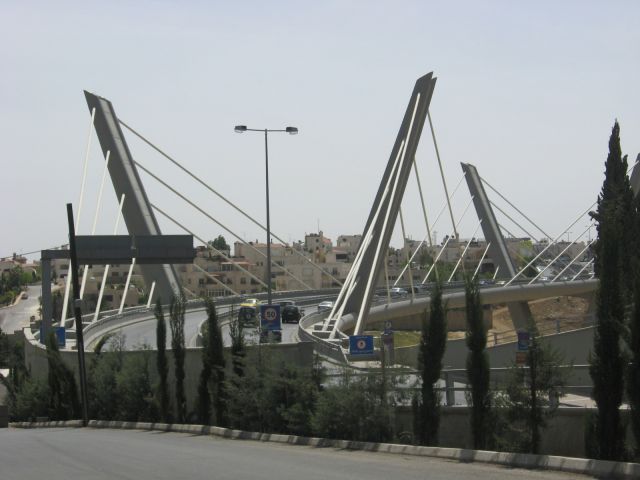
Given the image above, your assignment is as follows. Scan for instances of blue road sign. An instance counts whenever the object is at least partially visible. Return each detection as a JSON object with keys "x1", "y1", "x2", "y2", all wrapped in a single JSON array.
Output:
[
  {"x1": 349, "y1": 335, "x2": 374, "y2": 355},
  {"x1": 40, "y1": 326, "x2": 66, "y2": 347},
  {"x1": 260, "y1": 304, "x2": 281, "y2": 332}
]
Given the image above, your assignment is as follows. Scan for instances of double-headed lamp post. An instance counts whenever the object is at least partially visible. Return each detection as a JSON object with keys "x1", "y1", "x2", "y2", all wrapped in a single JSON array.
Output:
[{"x1": 234, "y1": 125, "x2": 298, "y2": 306}]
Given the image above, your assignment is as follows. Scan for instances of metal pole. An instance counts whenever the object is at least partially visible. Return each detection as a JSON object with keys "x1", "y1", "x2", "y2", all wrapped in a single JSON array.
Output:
[
  {"x1": 66, "y1": 203, "x2": 89, "y2": 427},
  {"x1": 264, "y1": 129, "x2": 272, "y2": 306}
]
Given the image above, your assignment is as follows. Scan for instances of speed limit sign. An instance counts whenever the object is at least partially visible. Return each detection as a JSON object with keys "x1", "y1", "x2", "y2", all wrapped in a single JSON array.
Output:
[{"x1": 260, "y1": 304, "x2": 281, "y2": 331}]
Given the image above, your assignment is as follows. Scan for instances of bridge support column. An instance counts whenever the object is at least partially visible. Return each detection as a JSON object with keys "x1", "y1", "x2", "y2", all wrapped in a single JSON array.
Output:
[{"x1": 461, "y1": 162, "x2": 533, "y2": 330}]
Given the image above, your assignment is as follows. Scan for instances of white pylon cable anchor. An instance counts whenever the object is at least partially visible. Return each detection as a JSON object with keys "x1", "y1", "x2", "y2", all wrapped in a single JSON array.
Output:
[
  {"x1": 61, "y1": 107, "x2": 96, "y2": 324},
  {"x1": 527, "y1": 223, "x2": 594, "y2": 285},
  {"x1": 134, "y1": 160, "x2": 313, "y2": 291},
  {"x1": 354, "y1": 93, "x2": 422, "y2": 336},
  {"x1": 119, "y1": 119, "x2": 342, "y2": 286},
  {"x1": 505, "y1": 202, "x2": 597, "y2": 287},
  {"x1": 393, "y1": 173, "x2": 467, "y2": 286},
  {"x1": 94, "y1": 193, "x2": 125, "y2": 323},
  {"x1": 326, "y1": 140, "x2": 406, "y2": 333}
]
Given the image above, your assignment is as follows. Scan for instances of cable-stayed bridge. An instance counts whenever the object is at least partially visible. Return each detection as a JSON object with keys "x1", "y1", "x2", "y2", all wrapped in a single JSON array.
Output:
[{"x1": 37, "y1": 72, "x2": 602, "y2": 363}]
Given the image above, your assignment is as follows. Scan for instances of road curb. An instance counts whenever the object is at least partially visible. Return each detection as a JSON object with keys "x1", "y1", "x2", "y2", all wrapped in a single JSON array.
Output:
[{"x1": 10, "y1": 419, "x2": 640, "y2": 478}]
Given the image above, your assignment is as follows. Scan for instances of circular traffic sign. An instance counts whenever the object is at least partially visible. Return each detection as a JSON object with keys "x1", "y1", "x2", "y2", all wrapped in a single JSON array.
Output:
[
  {"x1": 264, "y1": 307, "x2": 278, "y2": 321},
  {"x1": 356, "y1": 339, "x2": 366, "y2": 350}
]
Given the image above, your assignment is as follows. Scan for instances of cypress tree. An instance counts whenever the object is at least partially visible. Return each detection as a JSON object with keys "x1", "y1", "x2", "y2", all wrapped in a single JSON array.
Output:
[
  {"x1": 414, "y1": 280, "x2": 447, "y2": 445},
  {"x1": 169, "y1": 294, "x2": 186, "y2": 423},
  {"x1": 464, "y1": 275, "x2": 492, "y2": 450},
  {"x1": 589, "y1": 121, "x2": 628, "y2": 460},
  {"x1": 154, "y1": 301, "x2": 171, "y2": 423},
  {"x1": 46, "y1": 331, "x2": 80, "y2": 420}
]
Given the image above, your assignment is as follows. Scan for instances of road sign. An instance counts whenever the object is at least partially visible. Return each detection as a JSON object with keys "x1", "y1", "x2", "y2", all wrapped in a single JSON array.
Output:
[
  {"x1": 349, "y1": 335, "x2": 374, "y2": 355},
  {"x1": 40, "y1": 326, "x2": 66, "y2": 347},
  {"x1": 517, "y1": 330, "x2": 530, "y2": 351},
  {"x1": 260, "y1": 304, "x2": 281, "y2": 332}
]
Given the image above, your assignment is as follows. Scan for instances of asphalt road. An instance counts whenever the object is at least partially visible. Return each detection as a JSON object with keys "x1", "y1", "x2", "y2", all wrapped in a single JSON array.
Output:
[
  {"x1": 0, "y1": 428, "x2": 593, "y2": 480},
  {"x1": 0, "y1": 284, "x2": 42, "y2": 334},
  {"x1": 100, "y1": 307, "x2": 299, "y2": 350}
]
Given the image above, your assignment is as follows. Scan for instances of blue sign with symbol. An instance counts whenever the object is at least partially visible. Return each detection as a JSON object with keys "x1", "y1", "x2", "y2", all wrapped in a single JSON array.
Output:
[
  {"x1": 260, "y1": 304, "x2": 281, "y2": 331},
  {"x1": 349, "y1": 335, "x2": 374, "y2": 355},
  {"x1": 517, "y1": 331, "x2": 530, "y2": 351},
  {"x1": 39, "y1": 326, "x2": 66, "y2": 347}
]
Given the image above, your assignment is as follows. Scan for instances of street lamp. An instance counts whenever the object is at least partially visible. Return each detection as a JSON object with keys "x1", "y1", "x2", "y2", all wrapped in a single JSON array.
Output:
[{"x1": 234, "y1": 125, "x2": 298, "y2": 306}]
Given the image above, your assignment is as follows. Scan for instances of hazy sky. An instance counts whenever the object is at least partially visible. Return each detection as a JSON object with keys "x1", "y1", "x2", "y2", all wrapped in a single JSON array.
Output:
[{"x1": 2, "y1": 1, "x2": 639, "y2": 259}]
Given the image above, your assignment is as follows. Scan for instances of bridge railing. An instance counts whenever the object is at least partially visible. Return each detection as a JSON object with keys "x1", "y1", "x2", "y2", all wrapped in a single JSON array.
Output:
[{"x1": 488, "y1": 313, "x2": 596, "y2": 347}]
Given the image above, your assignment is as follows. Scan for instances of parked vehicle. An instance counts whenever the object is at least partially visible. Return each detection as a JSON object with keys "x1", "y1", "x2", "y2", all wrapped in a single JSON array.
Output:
[
  {"x1": 237, "y1": 306, "x2": 258, "y2": 327},
  {"x1": 21, "y1": 292, "x2": 28, "y2": 300}
]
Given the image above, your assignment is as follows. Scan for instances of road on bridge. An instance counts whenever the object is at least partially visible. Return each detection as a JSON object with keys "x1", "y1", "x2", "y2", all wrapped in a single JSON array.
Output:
[{"x1": 0, "y1": 428, "x2": 591, "y2": 480}]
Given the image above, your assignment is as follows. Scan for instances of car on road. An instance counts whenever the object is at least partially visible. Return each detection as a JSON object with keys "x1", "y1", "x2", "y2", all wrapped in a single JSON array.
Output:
[
  {"x1": 317, "y1": 301, "x2": 333, "y2": 312},
  {"x1": 281, "y1": 304, "x2": 303, "y2": 323},
  {"x1": 389, "y1": 287, "x2": 408, "y2": 298},
  {"x1": 237, "y1": 306, "x2": 258, "y2": 327},
  {"x1": 240, "y1": 298, "x2": 259, "y2": 308},
  {"x1": 21, "y1": 292, "x2": 28, "y2": 300}
]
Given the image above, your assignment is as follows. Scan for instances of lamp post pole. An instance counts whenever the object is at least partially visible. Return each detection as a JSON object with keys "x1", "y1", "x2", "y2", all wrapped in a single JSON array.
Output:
[
  {"x1": 234, "y1": 125, "x2": 298, "y2": 306},
  {"x1": 264, "y1": 129, "x2": 272, "y2": 305}
]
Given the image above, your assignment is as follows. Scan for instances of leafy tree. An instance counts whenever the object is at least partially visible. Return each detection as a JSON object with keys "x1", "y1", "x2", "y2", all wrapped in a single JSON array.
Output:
[
  {"x1": 115, "y1": 349, "x2": 158, "y2": 422},
  {"x1": 154, "y1": 301, "x2": 171, "y2": 423},
  {"x1": 228, "y1": 315, "x2": 246, "y2": 378},
  {"x1": 46, "y1": 331, "x2": 80, "y2": 420},
  {"x1": 495, "y1": 327, "x2": 567, "y2": 454},
  {"x1": 197, "y1": 299, "x2": 226, "y2": 425},
  {"x1": 413, "y1": 280, "x2": 447, "y2": 445},
  {"x1": 311, "y1": 368, "x2": 400, "y2": 443},
  {"x1": 169, "y1": 294, "x2": 187, "y2": 423},
  {"x1": 209, "y1": 235, "x2": 230, "y2": 252},
  {"x1": 588, "y1": 121, "x2": 629, "y2": 460},
  {"x1": 464, "y1": 275, "x2": 492, "y2": 450},
  {"x1": 87, "y1": 334, "x2": 120, "y2": 420}
]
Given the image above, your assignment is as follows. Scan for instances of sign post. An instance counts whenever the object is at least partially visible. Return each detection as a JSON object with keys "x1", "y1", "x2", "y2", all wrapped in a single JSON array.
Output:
[{"x1": 259, "y1": 304, "x2": 281, "y2": 343}]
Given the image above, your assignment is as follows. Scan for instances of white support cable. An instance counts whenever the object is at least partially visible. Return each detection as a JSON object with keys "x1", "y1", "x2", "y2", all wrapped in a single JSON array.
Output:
[
  {"x1": 447, "y1": 220, "x2": 482, "y2": 282},
  {"x1": 412, "y1": 158, "x2": 433, "y2": 247},
  {"x1": 392, "y1": 173, "x2": 467, "y2": 286},
  {"x1": 421, "y1": 196, "x2": 475, "y2": 284},
  {"x1": 61, "y1": 107, "x2": 97, "y2": 323},
  {"x1": 354, "y1": 93, "x2": 422, "y2": 335},
  {"x1": 119, "y1": 119, "x2": 342, "y2": 286},
  {"x1": 481, "y1": 176, "x2": 551, "y2": 240},
  {"x1": 493, "y1": 265, "x2": 500, "y2": 280},
  {"x1": 193, "y1": 263, "x2": 239, "y2": 296},
  {"x1": 527, "y1": 223, "x2": 593, "y2": 285},
  {"x1": 152, "y1": 203, "x2": 268, "y2": 290},
  {"x1": 94, "y1": 194, "x2": 126, "y2": 322},
  {"x1": 497, "y1": 223, "x2": 541, "y2": 267},
  {"x1": 134, "y1": 161, "x2": 313, "y2": 291},
  {"x1": 398, "y1": 208, "x2": 415, "y2": 300},
  {"x1": 472, "y1": 242, "x2": 491, "y2": 280},
  {"x1": 427, "y1": 110, "x2": 457, "y2": 238},
  {"x1": 327, "y1": 140, "x2": 406, "y2": 333},
  {"x1": 422, "y1": 236, "x2": 452, "y2": 284},
  {"x1": 552, "y1": 240, "x2": 595, "y2": 282},
  {"x1": 119, "y1": 258, "x2": 136, "y2": 314},
  {"x1": 146, "y1": 282, "x2": 156, "y2": 309},
  {"x1": 80, "y1": 150, "x2": 111, "y2": 299},
  {"x1": 505, "y1": 202, "x2": 597, "y2": 287},
  {"x1": 490, "y1": 200, "x2": 538, "y2": 242},
  {"x1": 573, "y1": 259, "x2": 594, "y2": 281},
  {"x1": 384, "y1": 251, "x2": 391, "y2": 304}
]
